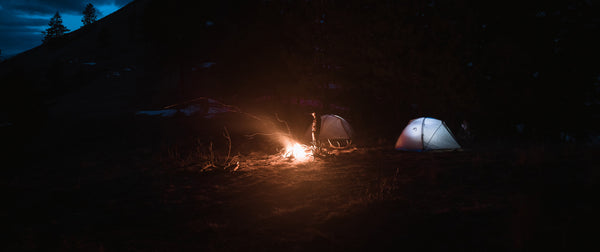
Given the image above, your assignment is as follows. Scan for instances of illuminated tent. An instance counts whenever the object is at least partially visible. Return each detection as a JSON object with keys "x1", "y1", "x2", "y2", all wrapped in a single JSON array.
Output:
[
  {"x1": 305, "y1": 114, "x2": 354, "y2": 147},
  {"x1": 395, "y1": 117, "x2": 461, "y2": 151}
]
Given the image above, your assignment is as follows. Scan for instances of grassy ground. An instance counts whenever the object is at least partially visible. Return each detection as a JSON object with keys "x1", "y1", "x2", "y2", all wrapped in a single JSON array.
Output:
[{"x1": 4, "y1": 114, "x2": 598, "y2": 251}]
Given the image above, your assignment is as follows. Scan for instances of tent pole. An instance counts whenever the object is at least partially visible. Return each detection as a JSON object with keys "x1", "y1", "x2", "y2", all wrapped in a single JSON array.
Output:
[{"x1": 421, "y1": 117, "x2": 426, "y2": 151}]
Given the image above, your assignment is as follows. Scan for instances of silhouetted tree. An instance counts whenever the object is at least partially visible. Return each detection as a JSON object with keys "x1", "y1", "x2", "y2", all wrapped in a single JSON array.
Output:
[
  {"x1": 42, "y1": 12, "x2": 69, "y2": 43},
  {"x1": 82, "y1": 3, "x2": 98, "y2": 26}
]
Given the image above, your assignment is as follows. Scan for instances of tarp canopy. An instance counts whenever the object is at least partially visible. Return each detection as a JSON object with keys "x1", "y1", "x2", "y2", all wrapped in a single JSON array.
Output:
[
  {"x1": 395, "y1": 117, "x2": 461, "y2": 151},
  {"x1": 135, "y1": 98, "x2": 238, "y2": 118}
]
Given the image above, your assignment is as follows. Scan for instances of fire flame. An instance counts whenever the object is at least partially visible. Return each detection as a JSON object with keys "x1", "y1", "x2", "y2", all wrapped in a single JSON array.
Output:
[{"x1": 282, "y1": 142, "x2": 313, "y2": 162}]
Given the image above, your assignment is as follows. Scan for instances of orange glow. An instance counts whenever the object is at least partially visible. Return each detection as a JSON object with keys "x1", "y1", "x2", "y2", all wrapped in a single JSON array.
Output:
[{"x1": 282, "y1": 142, "x2": 313, "y2": 162}]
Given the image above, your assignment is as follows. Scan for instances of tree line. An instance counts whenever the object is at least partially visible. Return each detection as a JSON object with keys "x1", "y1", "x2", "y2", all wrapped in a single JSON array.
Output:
[{"x1": 42, "y1": 3, "x2": 99, "y2": 43}]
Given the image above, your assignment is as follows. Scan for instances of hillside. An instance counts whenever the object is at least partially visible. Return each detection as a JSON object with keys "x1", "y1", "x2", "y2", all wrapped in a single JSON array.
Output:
[{"x1": 1, "y1": 0, "x2": 598, "y2": 140}]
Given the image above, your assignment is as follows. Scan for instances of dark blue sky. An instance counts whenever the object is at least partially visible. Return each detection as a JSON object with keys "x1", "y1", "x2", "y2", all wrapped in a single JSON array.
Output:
[{"x1": 0, "y1": 0, "x2": 133, "y2": 57}]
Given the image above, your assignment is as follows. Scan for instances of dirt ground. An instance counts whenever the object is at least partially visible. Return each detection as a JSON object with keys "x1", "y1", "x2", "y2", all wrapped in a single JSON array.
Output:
[{"x1": 3, "y1": 113, "x2": 599, "y2": 251}]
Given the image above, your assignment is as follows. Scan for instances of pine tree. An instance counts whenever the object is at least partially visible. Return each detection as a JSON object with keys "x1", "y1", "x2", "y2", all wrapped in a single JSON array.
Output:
[
  {"x1": 42, "y1": 12, "x2": 70, "y2": 43},
  {"x1": 82, "y1": 3, "x2": 98, "y2": 26}
]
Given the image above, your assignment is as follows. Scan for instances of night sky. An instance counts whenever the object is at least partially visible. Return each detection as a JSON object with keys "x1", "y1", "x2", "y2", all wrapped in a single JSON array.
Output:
[{"x1": 0, "y1": 0, "x2": 133, "y2": 57}]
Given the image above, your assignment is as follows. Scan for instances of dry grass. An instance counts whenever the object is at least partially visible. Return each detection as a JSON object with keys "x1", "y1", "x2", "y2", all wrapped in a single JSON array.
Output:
[
  {"x1": 7, "y1": 140, "x2": 598, "y2": 251},
  {"x1": 162, "y1": 127, "x2": 240, "y2": 172}
]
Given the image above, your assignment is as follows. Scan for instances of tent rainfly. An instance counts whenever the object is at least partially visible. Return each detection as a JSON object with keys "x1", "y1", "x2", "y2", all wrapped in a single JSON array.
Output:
[
  {"x1": 395, "y1": 117, "x2": 461, "y2": 151},
  {"x1": 305, "y1": 114, "x2": 354, "y2": 147}
]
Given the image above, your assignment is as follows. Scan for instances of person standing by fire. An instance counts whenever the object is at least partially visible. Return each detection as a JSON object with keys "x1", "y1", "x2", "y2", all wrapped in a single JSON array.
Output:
[
  {"x1": 311, "y1": 112, "x2": 318, "y2": 146},
  {"x1": 310, "y1": 112, "x2": 323, "y2": 158}
]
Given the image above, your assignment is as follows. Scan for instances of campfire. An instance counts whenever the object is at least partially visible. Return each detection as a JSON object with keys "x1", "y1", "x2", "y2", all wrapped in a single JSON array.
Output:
[{"x1": 281, "y1": 141, "x2": 313, "y2": 162}]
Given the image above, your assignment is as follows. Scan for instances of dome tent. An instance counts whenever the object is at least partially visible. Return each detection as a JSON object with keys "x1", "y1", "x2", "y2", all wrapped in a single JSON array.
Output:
[
  {"x1": 395, "y1": 117, "x2": 461, "y2": 151},
  {"x1": 305, "y1": 114, "x2": 354, "y2": 147}
]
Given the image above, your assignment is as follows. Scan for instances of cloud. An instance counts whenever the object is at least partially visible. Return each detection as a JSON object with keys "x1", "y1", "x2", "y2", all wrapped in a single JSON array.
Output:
[
  {"x1": 0, "y1": 25, "x2": 44, "y2": 55},
  {"x1": 1, "y1": 0, "x2": 132, "y2": 15},
  {"x1": 0, "y1": 13, "x2": 47, "y2": 27}
]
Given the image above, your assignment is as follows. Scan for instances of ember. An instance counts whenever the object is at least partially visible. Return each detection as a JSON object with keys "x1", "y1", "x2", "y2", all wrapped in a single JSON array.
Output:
[{"x1": 282, "y1": 142, "x2": 313, "y2": 162}]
